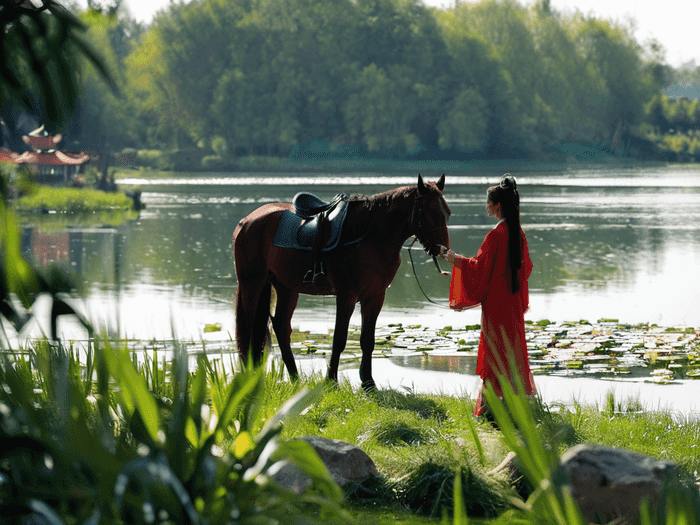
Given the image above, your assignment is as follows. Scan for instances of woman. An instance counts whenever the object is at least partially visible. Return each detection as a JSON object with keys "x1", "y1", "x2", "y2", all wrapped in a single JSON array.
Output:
[{"x1": 441, "y1": 174, "x2": 536, "y2": 416}]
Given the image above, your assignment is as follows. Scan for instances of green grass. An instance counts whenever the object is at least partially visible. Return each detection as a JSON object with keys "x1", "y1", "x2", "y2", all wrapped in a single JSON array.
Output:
[
  {"x1": 1, "y1": 340, "x2": 700, "y2": 524},
  {"x1": 13, "y1": 185, "x2": 135, "y2": 213}
]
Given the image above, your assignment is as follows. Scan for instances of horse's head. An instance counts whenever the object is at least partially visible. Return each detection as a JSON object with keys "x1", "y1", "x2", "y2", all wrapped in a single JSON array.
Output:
[{"x1": 412, "y1": 173, "x2": 451, "y2": 257}]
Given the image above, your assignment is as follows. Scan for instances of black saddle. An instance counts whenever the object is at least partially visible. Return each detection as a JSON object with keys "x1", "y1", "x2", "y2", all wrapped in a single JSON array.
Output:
[
  {"x1": 292, "y1": 192, "x2": 345, "y2": 219},
  {"x1": 273, "y1": 192, "x2": 350, "y2": 283}
]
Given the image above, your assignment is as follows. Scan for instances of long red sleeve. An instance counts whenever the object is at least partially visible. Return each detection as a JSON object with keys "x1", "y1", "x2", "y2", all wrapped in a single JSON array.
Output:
[{"x1": 447, "y1": 221, "x2": 536, "y2": 415}]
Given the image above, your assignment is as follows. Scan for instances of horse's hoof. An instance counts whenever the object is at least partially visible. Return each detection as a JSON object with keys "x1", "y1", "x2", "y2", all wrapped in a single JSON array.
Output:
[{"x1": 361, "y1": 379, "x2": 377, "y2": 393}]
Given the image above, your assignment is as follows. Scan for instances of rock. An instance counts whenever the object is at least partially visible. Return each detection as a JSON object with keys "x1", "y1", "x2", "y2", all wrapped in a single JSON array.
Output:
[
  {"x1": 272, "y1": 435, "x2": 379, "y2": 494},
  {"x1": 560, "y1": 444, "x2": 678, "y2": 524}
]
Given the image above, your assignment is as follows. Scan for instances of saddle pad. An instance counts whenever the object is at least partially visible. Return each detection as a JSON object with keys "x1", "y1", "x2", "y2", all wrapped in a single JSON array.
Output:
[
  {"x1": 273, "y1": 203, "x2": 348, "y2": 252},
  {"x1": 273, "y1": 211, "x2": 310, "y2": 250}
]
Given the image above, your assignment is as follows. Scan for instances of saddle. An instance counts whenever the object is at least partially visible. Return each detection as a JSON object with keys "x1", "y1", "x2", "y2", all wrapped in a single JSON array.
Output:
[{"x1": 273, "y1": 192, "x2": 350, "y2": 283}]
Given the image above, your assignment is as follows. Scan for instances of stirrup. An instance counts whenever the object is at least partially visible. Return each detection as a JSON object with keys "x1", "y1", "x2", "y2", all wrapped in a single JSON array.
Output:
[{"x1": 303, "y1": 260, "x2": 325, "y2": 283}]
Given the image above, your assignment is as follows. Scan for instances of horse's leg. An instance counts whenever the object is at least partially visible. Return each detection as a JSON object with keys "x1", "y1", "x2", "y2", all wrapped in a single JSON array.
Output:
[
  {"x1": 327, "y1": 296, "x2": 356, "y2": 383},
  {"x1": 235, "y1": 272, "x2": 269, "y2": 367},
  {"x1": 359, "y1": 292, "x2": 385, "y2": 391},
  {"x1": 271, "y1": 284, "x2": 299, "y2": 380}
]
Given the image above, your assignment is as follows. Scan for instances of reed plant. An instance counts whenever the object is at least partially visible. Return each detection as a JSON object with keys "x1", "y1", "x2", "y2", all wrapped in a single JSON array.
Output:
[
  {"x1": 2, "y1": 338, "x2": 700, "y2": 524},
  {"x1": 0, "y1": 340, "x2": 353, "y2": 524}
]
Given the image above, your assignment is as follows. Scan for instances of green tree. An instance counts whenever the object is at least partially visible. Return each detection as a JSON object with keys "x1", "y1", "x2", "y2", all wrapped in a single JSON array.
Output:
[
  {"x1": 455, "y1": 0, "x2": 538, "y2": 120},
  {"x1": 0, "y1": 0, "x2": 116, "y2": 129},
  {"x1": 567, "y1": 15, "x2": 659, "y2": 143},
  {"x1": 437, "y1": 87, "x2": 489, "y2": 152},
  {"x1": 525, "y1": 3, "x2": 597, "y2": 145},
  {"x1": 73, "y1": 9, "x2": 138, "y2": 152},
  {"x1": 435, "y1": 9, "x2": 518, "y2": 156},
  {"x1": 343, "y1": 63, "x2": 419, "y2": 153}
]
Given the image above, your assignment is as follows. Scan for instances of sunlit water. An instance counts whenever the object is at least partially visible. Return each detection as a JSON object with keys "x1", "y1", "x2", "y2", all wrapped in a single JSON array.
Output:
[
  {"x1": 294, "y1": 356, "x2": 700, "y2": 419},
  {"x1": 17, "y1": 164, "x2": 700, "y2": 412}
]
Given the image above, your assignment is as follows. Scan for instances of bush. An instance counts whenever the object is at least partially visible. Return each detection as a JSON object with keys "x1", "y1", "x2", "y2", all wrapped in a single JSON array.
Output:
[
  {"x1": 135, "y1": 149, "x2": 165, "y2": 169},
  {"x1": 201, "y1": 155, "x2": 236, "y2": 171},
  {"x1": 13, "y1": 186, "x2": 135, "y2": 213}
]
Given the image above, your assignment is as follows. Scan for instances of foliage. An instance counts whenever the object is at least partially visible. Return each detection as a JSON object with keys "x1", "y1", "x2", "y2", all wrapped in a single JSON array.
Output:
[
  {"x1": 470, "y1": 370, "x2": 700, "y2": 525},
  {"x1": 0, "y1": 0, "x2": 116, "y2": 130},
  {"x1": 73, "y1": 0, "x2": 676, "y2": 164},
  {"x1": 0, "y1": 341, "x2": 352, "y2": 524},
  {"x1": 13, "y1": 185, "x2": 135, "y2": 213},
  {"x1": 70, "y1": 9, "x2": 140, "y2": 152}
]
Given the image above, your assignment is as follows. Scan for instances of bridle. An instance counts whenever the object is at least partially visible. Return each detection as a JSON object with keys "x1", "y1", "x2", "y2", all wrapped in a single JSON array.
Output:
[{"x1": 409, "y1": 188, "x2": 451, "y2": 278}]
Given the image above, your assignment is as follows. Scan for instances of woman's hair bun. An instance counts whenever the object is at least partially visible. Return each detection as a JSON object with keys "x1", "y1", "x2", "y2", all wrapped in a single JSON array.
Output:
[{"x1": 500, "y1": 174, "x2": 517, "y2": 192}]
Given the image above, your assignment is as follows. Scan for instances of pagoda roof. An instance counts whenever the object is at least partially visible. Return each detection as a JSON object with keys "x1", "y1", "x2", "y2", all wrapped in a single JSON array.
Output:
[
  {"x1": 22, "y1": 133, "x2": 62, "y2": 151},
  {"x1": 0, "y1": 148, "x2": 20, "y2": 163},
  {"x1": 13, "y1": 150, "x2": 90, "y2": 165}
]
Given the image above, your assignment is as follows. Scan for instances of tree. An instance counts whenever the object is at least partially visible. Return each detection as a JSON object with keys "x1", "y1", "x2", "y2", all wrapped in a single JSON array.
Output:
[
  {"x1": 567, "y1": 15, "x2": 659, "y2": 142},
  {"x1": 71, "y1": 9, "x2": 138, "y2": 152},
  {"x1": 343, "y1": 63, "x2": 419, "y2": 154},
  {"x1": 437, "y1": 87, "x2": 489, "y2": 152},
  {"x1": 455, "y1": 0, "x2": 538, "y2": 120},
  {"x1": 435, "y1": 9, "x2": 519, "y2": 157},
  {"x1": 0, "y1": 0, "x2": 116, "y2": 130}
]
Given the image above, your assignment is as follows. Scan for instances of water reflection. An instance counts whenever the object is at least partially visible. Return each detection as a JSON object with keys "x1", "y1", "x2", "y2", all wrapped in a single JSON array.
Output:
[
  {"x1": 17, "y1": 165, "x2": 700, "y2": 339},
  {"x1": 390, "y1": 354, "x2": 478, "y2": 375}
]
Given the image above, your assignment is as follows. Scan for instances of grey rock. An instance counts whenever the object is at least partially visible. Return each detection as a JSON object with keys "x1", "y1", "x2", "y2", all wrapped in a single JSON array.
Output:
[
  {"x1": 560, "y1": 443, "x2": 677, "y2": 524},
  {"x1": 272, "y1": 435, "x2": 379, "y2": 494}
]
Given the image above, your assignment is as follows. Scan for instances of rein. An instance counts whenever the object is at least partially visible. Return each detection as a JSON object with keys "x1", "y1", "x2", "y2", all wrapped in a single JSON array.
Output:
[{"x1": 406, "y1": 238, "x2": 451, "y2": 308}]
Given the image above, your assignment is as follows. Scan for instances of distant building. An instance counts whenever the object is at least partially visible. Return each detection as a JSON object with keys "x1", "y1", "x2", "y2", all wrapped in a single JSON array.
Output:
[{"x1": 1, "y1": 125, "x2": 90, "y2": 185}]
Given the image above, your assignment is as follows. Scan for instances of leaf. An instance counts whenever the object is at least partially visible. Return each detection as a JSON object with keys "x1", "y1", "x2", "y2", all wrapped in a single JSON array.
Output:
[
  {"x1": 233, "y1": 430, "x2": 255, "y2": 460},
  {"x1": 452, "y1": 468, "x2": 469, "y2": 525},
  {"x1": 258, "y1": 384, "x2": 323, "y2": 442},
  {"x1": 27, "y1": 499, "x2": 65, "y2": 525},
  {"x1": 271, "y1": 439, "x2": 342, "y2": 501},
  {"x1": 100, "y1": 340, "x2": 161, "y2": 445}
]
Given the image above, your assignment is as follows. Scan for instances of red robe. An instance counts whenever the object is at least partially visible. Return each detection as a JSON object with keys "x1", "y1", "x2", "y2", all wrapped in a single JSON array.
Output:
[{"x1": 449, "y1": 221, "x2": 536, "y2": 416}]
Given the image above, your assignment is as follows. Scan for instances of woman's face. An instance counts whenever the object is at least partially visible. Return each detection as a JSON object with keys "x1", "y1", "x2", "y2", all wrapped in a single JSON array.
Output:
[{"x1": 486, "y1": 198, "x2": 501, "y2": 218}]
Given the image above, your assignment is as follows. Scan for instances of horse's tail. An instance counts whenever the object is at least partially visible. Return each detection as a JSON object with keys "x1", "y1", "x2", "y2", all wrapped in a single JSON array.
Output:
[
  {"x1": 236, "y1": 276, "x2": 272, "y2": 367},
  {"x1": 252, "y1": 279, "x2": 273, "y2": 362}
]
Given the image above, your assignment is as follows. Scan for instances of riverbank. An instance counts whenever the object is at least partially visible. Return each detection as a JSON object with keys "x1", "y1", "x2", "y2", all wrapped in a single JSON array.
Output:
[
  {"x1": 112, "y1": 155, "x2": 671, "y2": 179},
  {"x1": 2, "y1": 336, "x2": 699, "y2": 524},
  {"x1": 12, "y1": 185, "x2": 141, "y2": 213},
  {"x1": 271, "y1": 319, "x2": 700, "y2": 418}
]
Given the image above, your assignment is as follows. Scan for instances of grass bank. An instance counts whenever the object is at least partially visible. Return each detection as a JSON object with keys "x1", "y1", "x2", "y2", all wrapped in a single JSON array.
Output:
[
  {"x1": 1, "y1": 336, "x2": 698, "y2": 524},
  {"x1": 13, "y1": 185, "x2": 137, "y2": 213}
]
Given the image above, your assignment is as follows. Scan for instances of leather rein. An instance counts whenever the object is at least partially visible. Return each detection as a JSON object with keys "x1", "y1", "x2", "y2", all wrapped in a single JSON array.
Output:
[{"x1": 406, "y1": 189, "x2": 451, "y2": 307}]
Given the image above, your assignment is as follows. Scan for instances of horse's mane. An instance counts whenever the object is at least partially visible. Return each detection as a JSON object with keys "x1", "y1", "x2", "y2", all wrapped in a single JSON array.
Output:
[
  {"x1": 348, "y1": 184, "x2": 417, "y2": 212},
  {"x1": 339, "y1": 185, "x2": 419, "y2": 244}
]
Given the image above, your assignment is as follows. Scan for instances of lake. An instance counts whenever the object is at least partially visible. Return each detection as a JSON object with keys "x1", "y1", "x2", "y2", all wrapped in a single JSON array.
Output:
[
  {"x1": 22, "y1": 163, "x2": 700, "y2": 339},
  {"x1": 19, "y1": 163, "x2": 700, "y2": 415}
]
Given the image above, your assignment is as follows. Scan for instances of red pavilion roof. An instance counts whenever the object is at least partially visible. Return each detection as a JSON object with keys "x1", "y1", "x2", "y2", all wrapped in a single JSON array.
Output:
[
  {"x1": 22, "y1": 133, "x2": 62, "y2": 151},
  {"x1": 13, "y1": 150, "x2": 89, "y2": 165},
  {"x1": 0, "y1": 148, "x2": 20, "y2": 163}
]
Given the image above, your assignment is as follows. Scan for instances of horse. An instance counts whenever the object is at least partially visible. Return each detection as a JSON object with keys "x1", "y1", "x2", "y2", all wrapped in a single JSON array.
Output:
[{"x1": 232, "y1": 173, "x2": 451, "y2": 390}]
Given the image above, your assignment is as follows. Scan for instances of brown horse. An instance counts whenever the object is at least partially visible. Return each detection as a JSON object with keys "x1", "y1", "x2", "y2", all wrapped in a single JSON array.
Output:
[{"x1": 233, "y1": 173, "x2": 451, "y2": 389}]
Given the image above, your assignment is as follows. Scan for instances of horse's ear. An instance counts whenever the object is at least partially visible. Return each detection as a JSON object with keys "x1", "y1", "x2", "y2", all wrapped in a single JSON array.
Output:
[
  {"x1": 417, "y1": 173, "x2": 427, "y2": 195},
  {"x1": 437, "y1": 173, "x2": 445, "y2": 192}
]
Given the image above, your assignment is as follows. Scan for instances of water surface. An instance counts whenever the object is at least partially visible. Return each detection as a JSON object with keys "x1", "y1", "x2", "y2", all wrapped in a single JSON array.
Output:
[{"x1": 21, "y1": 164, "x2": 700, "y2": 341}]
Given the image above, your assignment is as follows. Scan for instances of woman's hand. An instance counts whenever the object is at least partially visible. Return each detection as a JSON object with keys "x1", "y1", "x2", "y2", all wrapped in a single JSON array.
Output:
[{"x1": 439, "y1": 246, "x2": 456, "y2": 264}]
